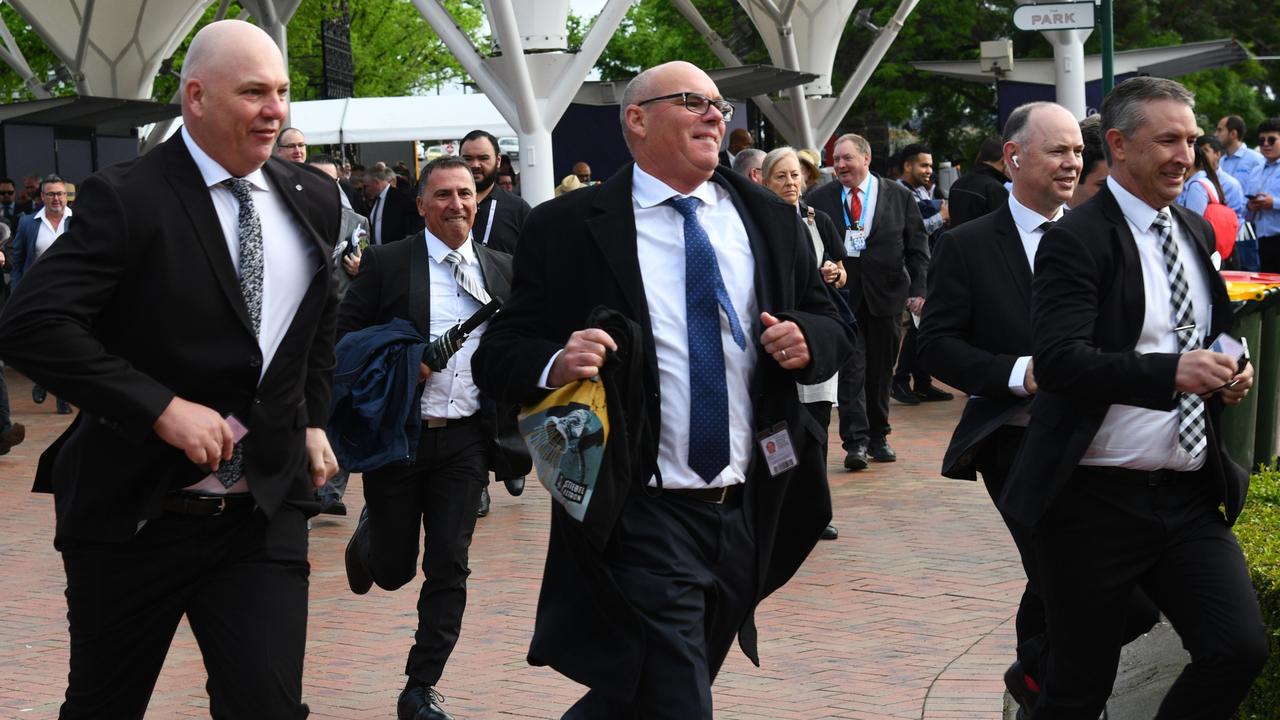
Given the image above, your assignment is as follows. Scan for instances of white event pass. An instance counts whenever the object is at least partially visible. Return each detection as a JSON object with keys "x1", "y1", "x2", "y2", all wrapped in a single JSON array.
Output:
[
  {"x1": 757, "y1": 422, "x2": 798, "y2": 477},
  {"x1": 845, "y1": 227, "x2": 867, "y2": 257}
]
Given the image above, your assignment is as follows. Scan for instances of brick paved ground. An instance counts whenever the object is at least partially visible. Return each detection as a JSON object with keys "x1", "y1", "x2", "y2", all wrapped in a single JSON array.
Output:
[{"x1": 0, "y1": 370, "x2": 1021, "y2": 719}]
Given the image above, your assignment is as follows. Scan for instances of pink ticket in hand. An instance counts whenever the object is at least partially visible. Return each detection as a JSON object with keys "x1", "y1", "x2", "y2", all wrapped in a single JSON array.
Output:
[{"x1": 226, "y1": 414, "x2": 249, "y2": 442}]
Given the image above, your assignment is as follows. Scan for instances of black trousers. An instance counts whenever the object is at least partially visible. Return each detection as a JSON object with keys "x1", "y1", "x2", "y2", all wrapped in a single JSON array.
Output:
[
  {"x1": 1259, "y1": 233, "x2": 1280, "y2": 274},
  {"x1": 359, "y1": 418, "x2": 487, "y2": 687},
  {"x1": 891, "y1": 320, "x2": 932, "y2": 389},
  {"x1": 59, "y1": 503, "x2": 310, "y2": 720},
  {"x1": 976, "y1": 427, "x2": 1159, "y2": 683},
  {"x1": 562, "y1": 491, "x2": 757, "y2": 720},
  {"x1": 1032, "y1": 466, "x2": 1269, "y2": 719},
  {"x1": 837, "y1": 308, "x2": 898, "y2": 450}
]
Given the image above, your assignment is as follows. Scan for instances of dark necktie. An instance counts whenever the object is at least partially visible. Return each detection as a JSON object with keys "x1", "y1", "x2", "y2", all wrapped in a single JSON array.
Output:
[
  {"x1": 444, "y1": 250, "x2": 491, "y2": 304},
  {"x1": 1037, "y1": 220, "x2": 1055, "y2": 233},
  {"x1": 1152, "y1": 210, "x2": 1207, "y2": 458},
  {"x1": 848, "y1": 187, "x2": 862, "y2": 228},
  {"x1": 370, "y1": 194, "x2": 383, "y2": 244},
  {"x1": 215, "y1": 177, "x2": 264, "y2": 488},
  {"x1": 665, "y1": 195, "x2": 746, "y2": 483}
]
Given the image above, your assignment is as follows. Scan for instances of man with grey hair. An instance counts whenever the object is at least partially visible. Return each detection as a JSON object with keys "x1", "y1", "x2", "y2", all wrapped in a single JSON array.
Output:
[
  {"x1": 365, "y1": 164, "x2": 423, "y2": 247},
  {"x1": 731, "y1": 147, "x2": 766, "y2": 184},
  {"x1": 804, "y1": 132, "x2": 929, "y2": 472},
  {"x1": 1002, "y1": 77, "x2": 1267, "y2": 718},
  {"x1": 474, "y1": 60, "x2": 851, "y2": 719},
  {"x1": 0, "y1": 19, "x2": 343, "y2": 718}
]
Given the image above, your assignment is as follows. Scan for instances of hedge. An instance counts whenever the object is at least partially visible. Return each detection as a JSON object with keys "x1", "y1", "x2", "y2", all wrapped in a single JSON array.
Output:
[{"x1": 1238, "y1": 463, "x2": 1280, "y2": 719}]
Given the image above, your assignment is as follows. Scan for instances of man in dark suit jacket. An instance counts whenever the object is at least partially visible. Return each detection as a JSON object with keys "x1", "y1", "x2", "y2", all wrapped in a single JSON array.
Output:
[
  {"x1": 366, "y1": 164, "x2": 424, "y2": 246},
  {"x1": 339, "y1": 156, "x2": 516, "y2": 720},
  {"x1": 1002, "y1": 77, "x2": 1268, "y2": 719},
  {"x1": 0, "y1": 21, "x2": 341, "y2": 719},
  {"x1": 472, "y1": 61, "x2": 852, "y2": 719},
  {"x1": 919, "y1": 102, "x2": 1158, "y2": 712},
  {"x1": 946, "y1": 135, "x2": 1009, "y2": 227},
  {"x1": 805, "y1": 134, "x2": 929, "y2": 470}
]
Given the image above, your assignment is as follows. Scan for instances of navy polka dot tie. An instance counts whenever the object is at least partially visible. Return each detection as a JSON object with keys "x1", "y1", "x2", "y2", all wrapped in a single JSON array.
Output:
[{"x1": 666, "y1": 195, "x2": 746, "y2": 483}]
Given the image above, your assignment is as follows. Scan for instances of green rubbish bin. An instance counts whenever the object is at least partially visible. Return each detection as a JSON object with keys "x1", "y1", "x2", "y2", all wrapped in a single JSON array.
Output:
[
  {"x1": 1252, "y1": 290, "x2": 1280, "y2": 468},
  {"x1": 1223, "y1": 300, "x2": 1264, "y2": 471}
]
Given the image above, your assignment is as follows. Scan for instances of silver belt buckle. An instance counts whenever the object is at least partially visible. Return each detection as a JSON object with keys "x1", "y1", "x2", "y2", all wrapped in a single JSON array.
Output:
[
  {"x1": 426, "y1": 418, "x2": 448, "y2": 429},
  {"x1": 214, "y1": 496, "x2": 227, "y2": 515},
  {"x1": 709, "y1": 486, "x2": 729, "y2": 504}
]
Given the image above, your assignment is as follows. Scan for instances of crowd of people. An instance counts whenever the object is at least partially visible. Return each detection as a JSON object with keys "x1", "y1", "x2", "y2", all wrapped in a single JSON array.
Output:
[{"x1": 0, "y1": 16, "x2": 1275, "y2": 720}]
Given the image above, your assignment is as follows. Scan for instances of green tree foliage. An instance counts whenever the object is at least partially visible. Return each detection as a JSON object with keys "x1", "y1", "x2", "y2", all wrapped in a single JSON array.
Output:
[
  {"x1": 0, "y1": 4, "x2": 76, "y2": 101},
  {"x1": 574, "y1": 0, "x2": 1279, "y2": 161}
]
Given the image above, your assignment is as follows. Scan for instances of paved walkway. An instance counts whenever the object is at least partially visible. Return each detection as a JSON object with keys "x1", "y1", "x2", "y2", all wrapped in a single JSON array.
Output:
[{"x1": 0, "y1": 371, "x2": 1023, "y2": 719}]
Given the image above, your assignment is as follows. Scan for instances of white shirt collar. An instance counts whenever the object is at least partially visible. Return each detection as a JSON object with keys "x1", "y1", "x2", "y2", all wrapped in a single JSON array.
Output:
[
  {"x1": 181, "y1": 126, "x2": 270, "y2": 193},
  {"x1": 844, "y1": 172, "x2": 873, "y2": 198},
  {"x1": 424, "y1": 227, "x2": 478, "y2": 266},
  {"x1": 34, "y1": 204, "x2": 72, "y2": 223},
  {"x1": 1230, "y1": 144, "x2": 1250, "y2": 159},
  {"x1": 631, "y1": 164, "x2": 717, "y2": 208},
  {"x1": 1008, "y1": 191, "x2": 1063, "y2": 234},
  {"x1": 1107, "y1": 175, "x2": 1163, "y2": 233}
]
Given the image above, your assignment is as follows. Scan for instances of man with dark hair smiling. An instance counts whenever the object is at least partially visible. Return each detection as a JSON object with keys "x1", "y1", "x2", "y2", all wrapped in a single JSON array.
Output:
[
  {"x1": 1004, "y1": 77, "x2": 1266, "y2": 719},
  {"x1": 460, "y1": 129, "x2": 530, "y2": 256}
]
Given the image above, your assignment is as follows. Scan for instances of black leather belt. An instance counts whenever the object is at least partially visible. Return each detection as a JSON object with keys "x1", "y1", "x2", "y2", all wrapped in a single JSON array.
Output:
[
  {"x1": 664, "y1": 484, "x2": 743, "y2": 505},
  {"x1": 163, "y1": 491, "x2": 256, "y2": 516},
  {"x1": 424, "y1": 415, "x2": 476, "y2": 429},
  {"x1": 1084, "y1": 466, "x2": 1197, "y2": 486}
]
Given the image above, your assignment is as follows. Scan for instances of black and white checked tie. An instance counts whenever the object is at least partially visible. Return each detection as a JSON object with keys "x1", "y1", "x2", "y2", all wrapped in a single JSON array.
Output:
[
  {"x1": 1152, "y1": 210, "x2": 1207, "y2": 458},
  {"x1": 444, "y1": 250, "x2": 491, "y2": 305},
  {"x1": 215, "y1": 177, "x2": 264, "y2": 488}
]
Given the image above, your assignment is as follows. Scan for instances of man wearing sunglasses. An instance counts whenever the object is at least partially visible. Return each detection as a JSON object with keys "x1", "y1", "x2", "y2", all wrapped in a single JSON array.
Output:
[
  {"x1": 1245, "y1": 117, "x2": 1280, "y2": 272},
  {"x1": 474, "y1": 61, "x2": 852, "y2": 719}
]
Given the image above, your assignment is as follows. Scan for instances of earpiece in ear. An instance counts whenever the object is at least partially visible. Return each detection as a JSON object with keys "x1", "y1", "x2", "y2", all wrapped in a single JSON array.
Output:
[{"x1": 1011, "y1": 155, "x2": 1021, "y2": 169}]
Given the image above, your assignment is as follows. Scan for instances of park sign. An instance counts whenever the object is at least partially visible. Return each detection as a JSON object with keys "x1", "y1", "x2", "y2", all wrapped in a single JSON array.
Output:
[{"x1": 1013, "y1": 2, "x2": 1096, "y2": 32}]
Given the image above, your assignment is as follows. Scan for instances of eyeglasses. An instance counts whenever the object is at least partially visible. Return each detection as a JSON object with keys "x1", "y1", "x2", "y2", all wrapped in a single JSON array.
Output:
[
  {"x1": 1260, "y1": 136, "x2": 1280, "y2": 146},
  {"x1": 635, "y1": 92, "x2": 734, "y2": 122},
  {"x1": 278, "y1": 142, "x2": 306, "y2": 150},
  {"x1": 43, "y1": 191, "x2": 66, "y2": 198},
  {"x1": 0, "y1": 190, "x2": 13, "y2": 195}
]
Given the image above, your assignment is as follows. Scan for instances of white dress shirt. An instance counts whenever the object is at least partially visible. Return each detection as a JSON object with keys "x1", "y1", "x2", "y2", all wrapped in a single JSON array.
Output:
[
  {"x1": 633, "y1": 165, "x2": 758, "y2": 490},
  {"x1": 1006, "y1": 193, "x2": 1064, "y2": 400},
  {"x1": 1081, "y1": 176, "x2": 1212, "y2": 472},
  {"x1": 33, "y1": 204, "x2": 72, "y2": 258},
  {"x1": 419, "y1": 231, "x2": 486, "y2": 421},
  {"x1": 841, "y1": 173, "x2": 878, "y2": 234}
]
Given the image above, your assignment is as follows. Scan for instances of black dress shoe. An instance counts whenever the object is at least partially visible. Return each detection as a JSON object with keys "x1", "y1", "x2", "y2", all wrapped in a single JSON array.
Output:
[
  {"x1": 345, "y1": 507, "x2": 373, "y2": 595},
  {"x1": 319, "y1": 497, "x2": 348, "y2": 516},
  {"x1": 820, "y1": 524, "x2": 838, "y2": 540},
  {"x1": 843, "y1": 447, "x2": 868, "y2": 471},
  {"x1": 56, "y1": 399, "x2": 73, "y2": 415},
  {"x1": 0, "y1": 422, "x2": 25, "y2": 455},
  {"x1": 32, "y1": 385, "x2": 46, "y2": 404},
  {"x1": 890, "y1": 380, "x2": 921, "y2": 405},
  {"x1": 1003, "y1": 660, "x2": 1038, "y2": 710},
  {"x1": 397, "y1": 683, "x2": 453, "y2": 720},
  {"x1": 867, "y1": 440, "x2": 896, "y2": 462},
  {"x1": 915, "y1": 384, "x2": 955, "y2": 402},
  {"x1": 477, "y1": 485, "x2": 491, "y2": 517},
  {"x1": 502, "y1": 475, "x2": 525, "y2": 496}
]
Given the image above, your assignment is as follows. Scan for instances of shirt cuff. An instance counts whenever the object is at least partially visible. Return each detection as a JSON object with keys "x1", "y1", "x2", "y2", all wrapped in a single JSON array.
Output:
[
  {"x1": 537, "y1": 349, "x2": 564, "y2": 389},
  {"x1": 1008, "y1": 355, "x2": 1032, "y2": 397}
]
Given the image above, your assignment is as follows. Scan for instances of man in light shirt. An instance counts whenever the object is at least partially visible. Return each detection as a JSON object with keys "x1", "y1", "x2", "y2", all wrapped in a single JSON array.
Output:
[
  {"x1": 1003, "y1": 76, "x2": 1266, "y2": 719},
  {"x1": 1214, "y1": 114, "x2": 1265, "y2": 188},
  {"x1": 473, "y1": 60, "x2": 852, "y2": 719},
  {"x1": 0, "y1": 19, "x2": 341, "y2": 718},
  {"x1": 339, "y1": 155, "x2": 517, "y2": 720}
]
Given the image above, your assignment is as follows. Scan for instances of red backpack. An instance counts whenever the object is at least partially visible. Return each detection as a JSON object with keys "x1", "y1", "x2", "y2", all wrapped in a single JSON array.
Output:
[{"x1": 1196, "y1": 178, "x2": 1239, "y2": 260}]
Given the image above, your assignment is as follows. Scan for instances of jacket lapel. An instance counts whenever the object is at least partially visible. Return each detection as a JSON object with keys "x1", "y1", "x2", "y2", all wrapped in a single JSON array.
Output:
[
  {"x1": 1097, "y1": 186, "x2": 1147, "y2": 347},
  {"x1": 713, "y1": 168, "x2": 776, "y2": 324},
  {"x1": 474, "y1": 244, "x2": 511, "y2": 302},
  {"x1": 407, "y1": 231, "x2": 431, "y2": 336},
  {"x1": 263, "y1": 158, "x2": 330, "y2": 274},
  {"x1": 1170, "y1": 203, "x2": 1232, "y2": 339},
  {"x1": 992, "y1": 204, "x2": 1033, "y2": 305},
  {"x1": 162, "y1": 134, "x2": 254, "y2": 336}
]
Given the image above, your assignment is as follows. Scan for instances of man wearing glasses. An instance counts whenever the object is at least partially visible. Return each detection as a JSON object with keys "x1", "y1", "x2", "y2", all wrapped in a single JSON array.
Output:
[
  {"x1": 9, "y1": 175, "x2": 74, "y2": 414},
  {"x1": 474, "y1": 61, "x2": 851, "y2": 719},
  {"x1": 1245, "y1": 117, "x2": 1280, "y2": 272},
  {"x1": 275, "y1": 127, "x2": 308, "y2": 164}
]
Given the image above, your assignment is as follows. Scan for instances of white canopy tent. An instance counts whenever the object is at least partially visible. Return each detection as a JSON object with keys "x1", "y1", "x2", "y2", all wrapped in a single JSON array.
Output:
[{"x1": 290, "y1": 95, "x2": 514, "y2": 145}]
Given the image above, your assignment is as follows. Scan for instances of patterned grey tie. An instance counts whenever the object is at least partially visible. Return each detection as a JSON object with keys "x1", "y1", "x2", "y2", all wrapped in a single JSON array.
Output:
[
  {"x1": 1152, "y1": 210, "x2": 1207, "y2": 458},
  {"x1": 444, "y1": 250, "x2": 491, "y2": 305},
  {"x1": 215, "y1": 177, "x2": 264, "y2": 488}
]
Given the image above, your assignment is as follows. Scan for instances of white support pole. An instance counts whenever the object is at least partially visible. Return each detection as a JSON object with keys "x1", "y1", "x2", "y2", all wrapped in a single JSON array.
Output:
[
  {"x1": 542, "y1": 0, "x2": 632, "y2": 124},
  {"x1": 0, "y1": 13, "x2": 51, "y2": 98},
  {"x1": 777, "y1": 24, "x2": 815, "y2": 150},
  {"x1": 487, "y1": 0, "x2": 555, "y2": 204},
  {"x1": 1044, "y1": 29, "x2": 1091, "y2": 119},
  {"x1": 814, "y1": 0, "x2": 919, "y2": 147},
  {"x1": 411, "y1": 0, "x2": 518, "y2": 122},
  {"x1": 72, "y1": 0, "x2": 95, "y2": 94}
]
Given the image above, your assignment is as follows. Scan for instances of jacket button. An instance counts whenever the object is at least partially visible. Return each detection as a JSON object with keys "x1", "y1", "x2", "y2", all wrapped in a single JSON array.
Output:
[{"x1": 249, "y1": 356, "x2": 262, "y2": 368}]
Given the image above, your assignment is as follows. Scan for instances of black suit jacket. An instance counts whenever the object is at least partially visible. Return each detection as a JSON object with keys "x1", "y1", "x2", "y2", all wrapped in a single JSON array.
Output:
[
  {"x1": 947, "y1": 163, "x2": 1009, "y2": 228},
  {"x1": 335, "y1": 230, "x2": 526, "y2": 475},
  {"x1": 472, "y1": 164, "x2": 853, "y2": 697},
  {"x1": 918, "y1": 203, "x2": 1033, "y2": 479},
  {"x1": 0, "y1": 135, "x2": 342, "y2": 544},
  {"x1": 371, "y1": 187, "x2": 423, "y2": 246},
  {"x1": 804, "y1": 175, "x2": 929, "y2": 316},
  {"x1": 1000, "y1": 185, "x2": 1245, "y2": 529},
  {"x1": 472, "y1": 185, "x2": 531, "y2": 255}
]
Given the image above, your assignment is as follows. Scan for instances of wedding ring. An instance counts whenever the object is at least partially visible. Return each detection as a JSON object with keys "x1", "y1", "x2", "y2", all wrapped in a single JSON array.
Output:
[{"x1": 781, "y1": 348, "x2": 789, "y2": 360}]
